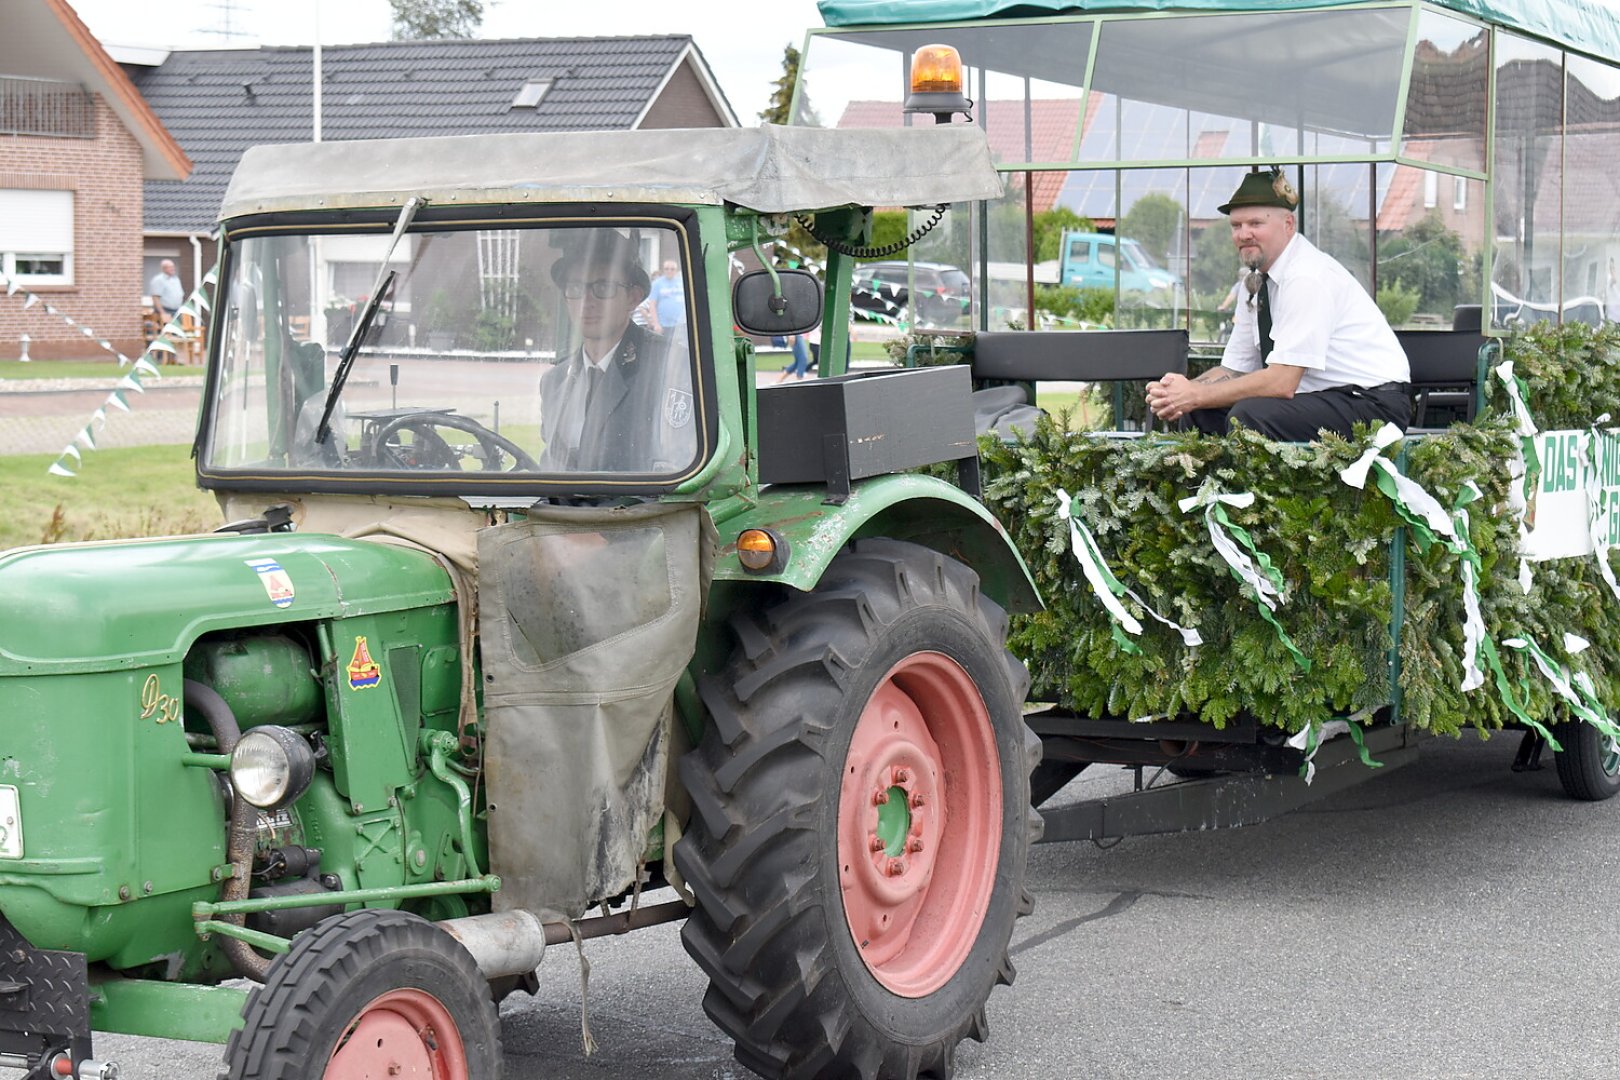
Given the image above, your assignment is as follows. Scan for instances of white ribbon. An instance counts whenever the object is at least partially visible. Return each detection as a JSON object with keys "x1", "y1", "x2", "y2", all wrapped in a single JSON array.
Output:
[
  {"x1": 1457, "y1": 512, "x2": 1486, "y2": 692},
  {"x1": 1502, "y1": 637, "x2": 1620, "y2": 748},
  {"x1": 1057, "y1": 490, "x2": 1142, "y2": 636},
  {"x1": 1056, "y1": 490, "x2": 1203, "y2": 647},
  {"x1": 1494, "y1": 359, "x2": 1539, "y2": 437},
  {"x1": 1338, "y1": 421, "x2": 1404, "y2": 489},
  {"x1": 1177, "y1": 486, "x2": 1283, "y2": 610}
]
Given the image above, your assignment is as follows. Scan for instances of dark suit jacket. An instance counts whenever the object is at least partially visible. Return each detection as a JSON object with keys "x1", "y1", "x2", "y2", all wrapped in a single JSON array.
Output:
[{"x1": 539, "y1": 323, "x2": 693, "y2": 473}]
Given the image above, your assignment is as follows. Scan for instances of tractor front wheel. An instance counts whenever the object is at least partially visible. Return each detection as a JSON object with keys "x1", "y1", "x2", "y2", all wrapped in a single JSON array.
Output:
[
  {"x1": 220, "y1": 908, "x2": 502, "y2": 1080},
  {"x1": 676, "y1": 539, "x2": 1040, "y2": 1079}
]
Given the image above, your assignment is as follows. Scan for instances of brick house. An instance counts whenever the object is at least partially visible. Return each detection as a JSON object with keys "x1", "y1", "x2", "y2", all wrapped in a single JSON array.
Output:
[
  {"x1": 0, "y1": 0, "x2": 189, "y2": 360},
  {"x1": 122, "y1": 36, "x2": 737, "y2": 303}
]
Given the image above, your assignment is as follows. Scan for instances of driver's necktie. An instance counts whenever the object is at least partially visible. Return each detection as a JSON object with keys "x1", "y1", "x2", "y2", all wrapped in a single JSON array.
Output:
[{"x1": 1254, "y1": 271, "x2": 1273, "y2": 359}]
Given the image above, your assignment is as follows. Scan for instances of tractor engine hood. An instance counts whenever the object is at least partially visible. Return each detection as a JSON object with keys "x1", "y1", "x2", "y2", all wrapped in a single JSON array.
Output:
[{"x1": 0, "y1": 534, "x2": 454, "y2": 675}]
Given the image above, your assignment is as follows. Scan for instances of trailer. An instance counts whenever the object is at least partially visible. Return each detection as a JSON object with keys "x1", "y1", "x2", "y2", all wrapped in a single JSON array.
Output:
[{"x1": 791, "y1": 0, "x2": 1620, "y2": 837}]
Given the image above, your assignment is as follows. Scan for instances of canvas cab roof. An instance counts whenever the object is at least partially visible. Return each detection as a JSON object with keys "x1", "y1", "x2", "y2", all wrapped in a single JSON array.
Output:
[{"x1": 218, "y1": 123, "x2": 1005, "y2": 221}]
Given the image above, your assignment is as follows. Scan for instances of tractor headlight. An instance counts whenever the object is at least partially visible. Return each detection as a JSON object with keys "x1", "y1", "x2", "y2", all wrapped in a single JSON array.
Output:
[{"x1": 230, "y1": 726, "x2": 317, "y2": 810}]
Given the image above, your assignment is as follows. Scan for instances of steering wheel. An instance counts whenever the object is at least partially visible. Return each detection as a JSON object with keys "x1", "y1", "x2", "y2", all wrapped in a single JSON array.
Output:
[{"x1": 369, "y1": 411, "x2": 542, "y2": 472}]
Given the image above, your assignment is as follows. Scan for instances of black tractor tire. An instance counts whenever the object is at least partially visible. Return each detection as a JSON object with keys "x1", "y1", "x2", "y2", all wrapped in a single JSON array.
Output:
[
  {"x1": 1554, "y1": 720, "x2": 1620, "y2": 801},
  {"x1": 220, "y1": 908, "x2": 503, "y2": 1080},
  {"x1": 675, "y1": 538, "x2": 1041, "y2": 1080},
  {"x1": 1029, "y1": 759, "x2": 1087, "y2": 806}
]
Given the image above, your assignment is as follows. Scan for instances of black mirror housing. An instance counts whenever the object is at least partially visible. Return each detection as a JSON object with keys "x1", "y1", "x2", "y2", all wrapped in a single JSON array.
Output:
[{"x1": 733, "y1": 269, "x2": 823, "y2": 337}]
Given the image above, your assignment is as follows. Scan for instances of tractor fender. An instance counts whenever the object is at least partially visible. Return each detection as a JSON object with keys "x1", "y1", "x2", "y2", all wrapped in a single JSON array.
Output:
[{"x1": 711, "y1": 474, "x2": 1041, "y2": 614}]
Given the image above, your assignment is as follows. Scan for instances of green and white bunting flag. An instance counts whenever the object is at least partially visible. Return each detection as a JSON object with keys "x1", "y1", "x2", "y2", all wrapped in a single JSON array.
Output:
[{"x1": 1, "y1": 260, "x2": 219, "y2": 477}]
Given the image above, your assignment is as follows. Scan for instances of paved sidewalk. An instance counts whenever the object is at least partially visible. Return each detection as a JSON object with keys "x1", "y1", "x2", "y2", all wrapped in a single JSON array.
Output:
[{"x1": 0, "y1": 378, "x2": 204, "y2": 455}]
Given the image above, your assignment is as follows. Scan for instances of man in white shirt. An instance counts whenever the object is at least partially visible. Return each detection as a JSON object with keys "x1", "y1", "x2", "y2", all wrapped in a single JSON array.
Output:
[
  {"x1": 1146, "y1": 169, "x2": 1410, "y2": 440},
  {"x1": 148, "y1": 259, "x2": 184, "y2": 321}
]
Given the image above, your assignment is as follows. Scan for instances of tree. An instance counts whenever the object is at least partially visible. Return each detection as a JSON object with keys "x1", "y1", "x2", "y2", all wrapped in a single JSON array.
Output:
[
  {"x1": 1119, "y1": 193, "x2": 1181, "y2": 265},
  {"x1": 1032, "y1": 207, "x2": 1092, "y2": 263},
  {"x1": 759, "y1": 44, "x2": 824, "y2": 268},
  {"x1": 760, "y1": 44, "x2": 812, "y2": 125},
  {"x1": 389, "y1": 0, "x2": 482, "y2": 40},
  {"x1": 1378, "y1": 209, "x2": 1467, "y2": 320}
]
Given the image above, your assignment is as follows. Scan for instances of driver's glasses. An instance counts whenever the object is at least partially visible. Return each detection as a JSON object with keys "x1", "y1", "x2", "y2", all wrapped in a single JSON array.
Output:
[{"x1": 563, "y1": 279, "x2": 632, "y2": 300}]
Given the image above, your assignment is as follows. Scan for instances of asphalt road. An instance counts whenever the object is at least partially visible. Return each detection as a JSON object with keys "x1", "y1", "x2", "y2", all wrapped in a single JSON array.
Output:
[{"x1": 95, "y1": 730, "x2": 1620, "y2": 1080}]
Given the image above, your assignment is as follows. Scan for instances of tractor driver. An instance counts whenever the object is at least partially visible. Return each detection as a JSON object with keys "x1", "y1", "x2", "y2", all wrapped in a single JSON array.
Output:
[{"x1": 539, "y1": 232, "x2": 696, "y2": 473}]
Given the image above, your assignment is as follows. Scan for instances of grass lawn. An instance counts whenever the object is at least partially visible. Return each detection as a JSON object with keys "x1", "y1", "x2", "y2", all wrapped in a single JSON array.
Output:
[
  {"x1": 0, "y1": 445, "x2": 220, "y2": 552},
  {"x1": 0, "y1": 360, "x2": 194, "y2": 380},
  {"x1": 1035, "y1": 389, "x2": 1107, "y2": 431},
  {"x1": 753, "y1": 338, "x2": 893, "y2": 372}
]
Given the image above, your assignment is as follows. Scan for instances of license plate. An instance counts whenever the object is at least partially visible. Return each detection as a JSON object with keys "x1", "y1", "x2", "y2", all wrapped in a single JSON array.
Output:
[{"x1": 0, "y1": 786, "x2": 21, "y2": 859}]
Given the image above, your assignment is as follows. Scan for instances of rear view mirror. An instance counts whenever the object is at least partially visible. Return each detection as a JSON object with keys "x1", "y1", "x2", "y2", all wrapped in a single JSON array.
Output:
[{"x1": 733, "y1": 269, "x2": 822, "y2": 337}]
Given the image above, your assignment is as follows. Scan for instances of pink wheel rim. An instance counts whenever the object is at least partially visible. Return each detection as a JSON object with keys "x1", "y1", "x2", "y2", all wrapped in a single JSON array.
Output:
[
  {"x1": 328, "y1": 987, "x2": 469, "y2": 1079},
  {"x1": 837, "y1": 651, "x2": 1002, "y2": 997}
]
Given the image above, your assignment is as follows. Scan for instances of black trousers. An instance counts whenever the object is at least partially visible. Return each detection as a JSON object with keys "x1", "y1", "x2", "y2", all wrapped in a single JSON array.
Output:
[{"x1": 1188, "y1": 382, "x2": 1411, "y2": 440}]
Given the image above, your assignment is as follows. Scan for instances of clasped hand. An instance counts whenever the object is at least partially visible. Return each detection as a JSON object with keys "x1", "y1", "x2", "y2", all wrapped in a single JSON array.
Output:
[{"x1": 1145, "y1": 372, "x2": 1198, "y2": 423}]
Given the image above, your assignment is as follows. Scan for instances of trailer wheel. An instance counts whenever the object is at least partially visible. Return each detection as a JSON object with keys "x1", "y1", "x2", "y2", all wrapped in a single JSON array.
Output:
[
  {"x1": 676, "y1": 539, "x2": 1039, "y2": 1080},
  {"x1": 1554, "y1": 720, "x2": 1620, "y2": 801},
  {"x1": 220, "y1": 908, "x2": 502, "y2": 1080}
]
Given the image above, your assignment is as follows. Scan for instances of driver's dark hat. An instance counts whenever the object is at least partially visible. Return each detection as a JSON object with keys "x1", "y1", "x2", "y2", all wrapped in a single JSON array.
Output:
[
  {"x1": 550, "y1": 232, "x2": 650, "y2": 294},
  {"x1": 1219, "y1": 167, "x2": 1299, "y2": 215}
]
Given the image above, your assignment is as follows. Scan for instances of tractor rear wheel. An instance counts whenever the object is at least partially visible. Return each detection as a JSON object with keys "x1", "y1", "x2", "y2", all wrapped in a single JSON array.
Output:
[
  {"x1": 220, "y1": 908, "x2": 502, "y2": 1080},
  {"x1": 675, "y1": 539, "x2": 1040, "y2": 1079}
]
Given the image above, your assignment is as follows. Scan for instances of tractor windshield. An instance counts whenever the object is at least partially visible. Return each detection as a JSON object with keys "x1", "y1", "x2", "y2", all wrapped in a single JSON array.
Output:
[{"x1": 199, "y1": 218, "x2": 706, "y2": 493}]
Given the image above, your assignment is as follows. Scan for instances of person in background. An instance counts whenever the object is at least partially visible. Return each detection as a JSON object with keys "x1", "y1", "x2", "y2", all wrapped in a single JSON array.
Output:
[
  {"x1": 777, "y1": 333, "x2": 812, "y2": 381},
  {"x1": 148, "y1": 259, "x2": 184, "y2": 323},
  {"x1": 644, "y1": 258, "x2": 687, "y2": 335},
  {"x1": 1146, "y1": 168, "x2": 1410, "y2": 440}
]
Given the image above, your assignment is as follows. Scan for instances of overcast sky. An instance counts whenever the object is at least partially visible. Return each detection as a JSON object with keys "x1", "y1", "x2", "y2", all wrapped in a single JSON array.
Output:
[{"x1": 65, "y1": 0, "x2": 828, "y2": 123}]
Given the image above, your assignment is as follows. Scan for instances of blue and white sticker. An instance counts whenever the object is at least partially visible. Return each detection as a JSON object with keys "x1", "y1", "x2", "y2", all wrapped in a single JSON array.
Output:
[{"x1": 245, "y1": 558, "x2": 295, "y2": 608}]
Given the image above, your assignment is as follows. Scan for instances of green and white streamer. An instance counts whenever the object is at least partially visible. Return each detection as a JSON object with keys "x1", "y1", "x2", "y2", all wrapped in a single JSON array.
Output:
[
  {"x1": 1055, "y1": 489, "x2": 1202, "y2": 654},
  {"x1": 1340, "y1": 424, "x2": 1489, "y2": 692},
  {"x1": 1493, "y1": 358, "x2": 1540, "y2": 593},
  {"x1": 1493, "y1": 358, "x2": 1540, "y2": 440},
  {"x1": 1339, "y1": 422, "x2": 1460, "y2": 549},
  {"x1": 1452, "y1": 483, "x2": 1487, "y2": 692},
  {"x1": 1177, "y1": 481, "x2": 1310, "y2": 672},
  {"x1": 1285, "y1": 710, "x2": 1382, "y2": 784},
  {"x1": 1501, "y1": 635, "x2": 1620, "y2": 751}
]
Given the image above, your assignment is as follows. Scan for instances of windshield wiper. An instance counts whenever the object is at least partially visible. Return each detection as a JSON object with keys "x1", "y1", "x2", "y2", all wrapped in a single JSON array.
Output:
[{"x1": 315, "y1": 195, "x2": 425, "y2": 445}]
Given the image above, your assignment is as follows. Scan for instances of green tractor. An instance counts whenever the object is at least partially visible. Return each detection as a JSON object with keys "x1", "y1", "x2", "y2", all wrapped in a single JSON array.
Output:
[{"x1": 0, "y1": 124, "x2": 1042, "y2": 1079}]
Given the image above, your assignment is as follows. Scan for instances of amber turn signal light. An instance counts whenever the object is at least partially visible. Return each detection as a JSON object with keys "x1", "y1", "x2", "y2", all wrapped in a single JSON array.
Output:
[{"x1": 737, "y1": 528, "x2": 785, "y2": 572}]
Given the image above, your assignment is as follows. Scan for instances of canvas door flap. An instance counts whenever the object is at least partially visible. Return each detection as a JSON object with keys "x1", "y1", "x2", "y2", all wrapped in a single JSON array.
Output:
[{"x1": 479, "y1": 502, "x2": 707, "y2": 917}]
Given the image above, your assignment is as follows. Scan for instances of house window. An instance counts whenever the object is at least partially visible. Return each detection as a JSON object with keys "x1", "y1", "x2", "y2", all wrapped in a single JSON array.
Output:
[
  {"x1": 0, "y1": 189, "x2": 74, "y2": 285},
  {"x1": 1423, "y1": 170, "x2": 1438, "y2": 208},
  {"x1": 511, "y1": 79, "x2": 553, "y2": 108},
  {"x1": 1453, "y1": 176, "x2": 1467, "y2": 210}
]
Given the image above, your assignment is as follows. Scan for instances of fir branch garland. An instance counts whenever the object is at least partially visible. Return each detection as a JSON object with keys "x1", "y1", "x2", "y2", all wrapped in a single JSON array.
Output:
[{"x1": 979, "y1": 321, "x2": 1618, "y2": 737}]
